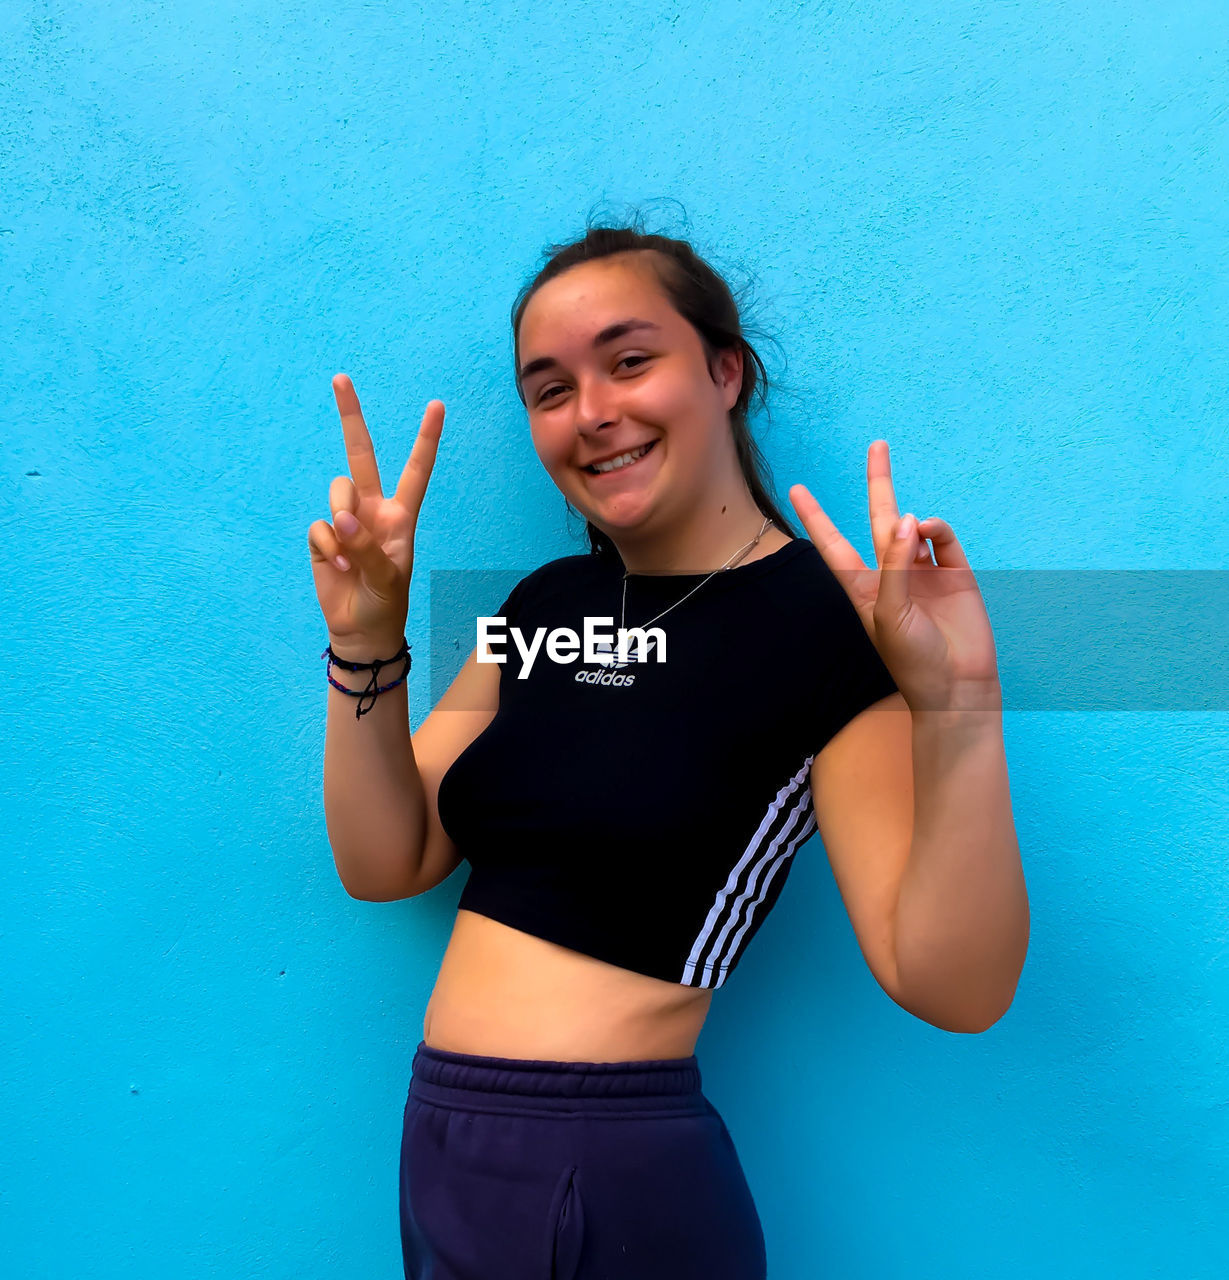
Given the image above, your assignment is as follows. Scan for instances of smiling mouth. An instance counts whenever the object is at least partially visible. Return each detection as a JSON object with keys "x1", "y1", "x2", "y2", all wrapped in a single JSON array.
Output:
[{"x1": 583, "y1": 440, "x2": 658, "y2": 475}]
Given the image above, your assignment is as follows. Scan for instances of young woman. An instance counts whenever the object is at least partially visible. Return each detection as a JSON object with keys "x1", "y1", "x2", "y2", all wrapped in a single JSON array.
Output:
[{"x1": 309, "y1": 225, "x2": 1028, "y2": 1279}]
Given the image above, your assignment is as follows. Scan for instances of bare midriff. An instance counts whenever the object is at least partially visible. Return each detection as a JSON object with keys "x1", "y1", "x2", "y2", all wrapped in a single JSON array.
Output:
[{"x1": 422, "y1": 909, "x2": 714, "y2": 1063}]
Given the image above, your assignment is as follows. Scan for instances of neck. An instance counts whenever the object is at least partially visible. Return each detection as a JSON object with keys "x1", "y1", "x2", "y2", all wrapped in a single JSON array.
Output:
[{"x1": 609, "y1": 489, "x2": 783, "y2": 575}]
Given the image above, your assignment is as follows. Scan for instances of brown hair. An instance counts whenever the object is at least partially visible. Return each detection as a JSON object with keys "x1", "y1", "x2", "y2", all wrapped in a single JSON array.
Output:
[{"x1": 510, "y1": 217, "x2": 798, "y2": 557}]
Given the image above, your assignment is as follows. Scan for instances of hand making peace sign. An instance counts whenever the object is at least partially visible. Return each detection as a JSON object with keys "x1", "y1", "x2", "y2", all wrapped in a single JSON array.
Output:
[
  {"x1": 307, "y1": 374, "x2": 444, "y2": 659},
  {"x1": 788, "y1": 441, "x2": 1001, "y2": 715}
]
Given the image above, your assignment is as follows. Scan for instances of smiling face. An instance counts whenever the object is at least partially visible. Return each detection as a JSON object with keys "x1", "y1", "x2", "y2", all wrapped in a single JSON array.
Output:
[{"x1": 515, "y1": 252, "x2": 744, "y2": 542}]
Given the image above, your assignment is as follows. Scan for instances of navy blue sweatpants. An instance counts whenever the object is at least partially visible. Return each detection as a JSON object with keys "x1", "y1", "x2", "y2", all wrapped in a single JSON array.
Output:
[{"x1": 399, "y1": 1040, "x2": 767, "y2": 1279}]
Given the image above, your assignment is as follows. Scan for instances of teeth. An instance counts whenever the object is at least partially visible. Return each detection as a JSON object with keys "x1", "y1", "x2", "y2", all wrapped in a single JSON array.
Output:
[{"x1": 591, "y1": 443, "x2": 652, "y2": 474}]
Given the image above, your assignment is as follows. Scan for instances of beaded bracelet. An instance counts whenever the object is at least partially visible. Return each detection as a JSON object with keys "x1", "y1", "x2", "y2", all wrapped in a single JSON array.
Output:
[{"x1": 321, "y1": 637, "x2": 412, "y2": 719}]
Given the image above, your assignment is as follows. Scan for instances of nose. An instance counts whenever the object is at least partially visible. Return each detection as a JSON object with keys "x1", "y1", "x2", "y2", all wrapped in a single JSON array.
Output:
[{"x1": 573, "y1": 376, "x2": 617, "y2": 435}]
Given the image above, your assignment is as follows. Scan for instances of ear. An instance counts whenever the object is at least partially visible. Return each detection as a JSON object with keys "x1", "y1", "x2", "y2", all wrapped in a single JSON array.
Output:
[{"x1": 711, "y1": 345, "x2": 744, "y2": 412}]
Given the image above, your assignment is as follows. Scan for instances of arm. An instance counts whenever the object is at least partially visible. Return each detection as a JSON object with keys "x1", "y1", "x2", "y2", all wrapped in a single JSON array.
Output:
[
  {"x1": 892, "y1": 692, "x2": 1029, "y2": 1033},
  {"x1": 323, "y1": 636, "x2": 423, "y2": 901},
  {"x1": 791, "y1": 444, "x2": 1028, "y2": 1034},
  {"x1": 323, "y1": 641, "x2": 500, "y2": 901},
  {"x1": 810, "y1": 688, "x2": 1029, "y2": 1035}
]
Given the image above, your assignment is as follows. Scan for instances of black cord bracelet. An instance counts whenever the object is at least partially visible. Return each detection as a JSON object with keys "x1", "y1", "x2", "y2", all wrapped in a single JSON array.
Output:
[{"x1": 320, "y1": 638, "x2": 412, "y2": 719}]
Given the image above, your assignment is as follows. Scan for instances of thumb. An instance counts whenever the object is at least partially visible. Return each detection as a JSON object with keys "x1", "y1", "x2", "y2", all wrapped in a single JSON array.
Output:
[
  {"x1": 334, "y1": 508, "x2": 399, "y2": 593},
  {"x1": 875, "y1": 512, "x2": 918, "y2": 631}
]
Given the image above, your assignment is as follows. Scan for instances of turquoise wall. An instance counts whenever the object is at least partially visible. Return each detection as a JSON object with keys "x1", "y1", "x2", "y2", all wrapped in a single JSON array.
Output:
[{"x1": 5, "y1": 1, "x2": 1227, "y2": 1276}]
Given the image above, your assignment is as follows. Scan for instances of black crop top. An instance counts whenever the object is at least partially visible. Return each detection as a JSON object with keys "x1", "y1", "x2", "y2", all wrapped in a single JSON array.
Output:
[{"x1": 436, "y1": 537, "x2": 900, "y2": 990}]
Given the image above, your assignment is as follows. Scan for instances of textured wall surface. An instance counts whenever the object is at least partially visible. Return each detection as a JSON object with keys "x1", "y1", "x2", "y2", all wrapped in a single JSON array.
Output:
[{"x1": 4, "y1": 1, "x2": 1228, "y2": 1276}]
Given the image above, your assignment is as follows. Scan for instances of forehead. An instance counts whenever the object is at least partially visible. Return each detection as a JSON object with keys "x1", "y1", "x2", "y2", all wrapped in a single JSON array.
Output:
[{"x1": 519, "y1": 254, "x2": 676, "y2": 342}]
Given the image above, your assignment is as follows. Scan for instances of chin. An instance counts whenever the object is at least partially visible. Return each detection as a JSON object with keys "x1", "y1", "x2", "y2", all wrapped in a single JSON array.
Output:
[
  {"x1": 582, "y1": 497, "x2": 660, "y2": 536},
  {"x1": 556, "y1": 476, "x2": 647, "y2": 527}
]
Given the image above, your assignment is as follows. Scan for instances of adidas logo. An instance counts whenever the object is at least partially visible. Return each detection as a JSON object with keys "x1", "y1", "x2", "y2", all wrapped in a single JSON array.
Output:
[
  {"x1": 476, "y1": 617, "x2": 667, "y2": 680},
  {"x1": 590, "y1": 633, "x2": 660, "y2": 669},
  {"x1": 574, "y1": 667, "x2": 638, "y2": 687}
]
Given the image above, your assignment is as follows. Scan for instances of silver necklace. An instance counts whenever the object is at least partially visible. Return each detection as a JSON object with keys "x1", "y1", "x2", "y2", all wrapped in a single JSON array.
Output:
[{"x1": 619, "y1": 515, "x2": 774, "y2": 636}]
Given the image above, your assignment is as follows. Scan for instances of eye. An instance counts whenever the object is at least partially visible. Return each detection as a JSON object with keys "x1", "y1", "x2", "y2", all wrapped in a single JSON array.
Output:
[{"x1": 535, "y1": 356, "x2": 650, "y2": 405}]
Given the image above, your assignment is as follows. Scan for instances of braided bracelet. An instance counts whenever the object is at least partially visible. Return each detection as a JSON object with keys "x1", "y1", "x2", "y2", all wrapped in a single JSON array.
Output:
[{"x1": 321, "y1": 638, "x2": 412, "y2": 719}]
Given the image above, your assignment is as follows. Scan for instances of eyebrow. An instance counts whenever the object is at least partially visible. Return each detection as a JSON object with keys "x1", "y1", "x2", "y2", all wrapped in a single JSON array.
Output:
[{"x1": 518, "y1": 319, "x2": 661, "y2": 385}]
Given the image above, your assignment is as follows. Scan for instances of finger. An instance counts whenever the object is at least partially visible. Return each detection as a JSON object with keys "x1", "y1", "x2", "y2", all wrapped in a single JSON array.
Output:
[
  {"x1": 328, "y1": 474, "x2": 360, "y2": 527},
  {"x1": 867, "y1": 440, "x2": 902, "y2": 567},
  {"x1": 915, "y1": 516, "x2": 970, "y2": 569},
  {"x1": 391, "y1": 400, "x2": 445, "y2": 525},
  {"x1": 332, "y1": 373, "x2": 385, "y2": 501},
  {"x1": 788, "y1": 483, "x2": 867, "y2": 572},
  {"x1": 329, "y1": 503, "x2": 400, "y2": 591},
  {"x1": 875, "y1": 511, "x2": 920, "y2": 627},
  {"x1": 914, "y1": 525, "x2": 934, "y2": 563},
  {"x1": 308, "y1": 518, "x2": 350, "y2": 571}
]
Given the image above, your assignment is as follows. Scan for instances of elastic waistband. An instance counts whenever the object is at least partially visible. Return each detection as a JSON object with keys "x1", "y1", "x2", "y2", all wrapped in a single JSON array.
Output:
[{"x1": 409, "y1": 1040, "x2": 704, "y2": 1112}]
